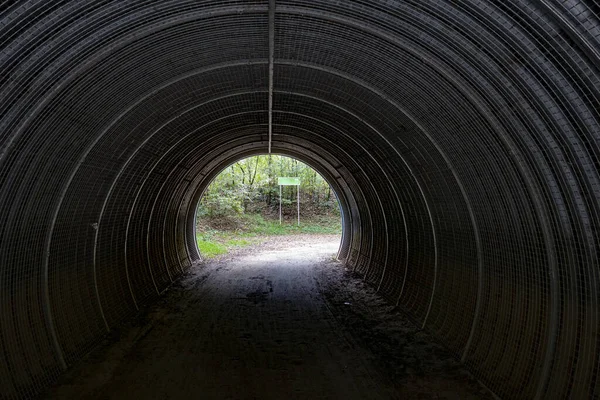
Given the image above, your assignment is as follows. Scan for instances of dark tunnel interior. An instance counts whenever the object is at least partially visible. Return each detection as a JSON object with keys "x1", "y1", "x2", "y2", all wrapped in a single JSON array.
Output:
[{"x1": 1, "y1": 1, "x2": 599, "y2": 399}]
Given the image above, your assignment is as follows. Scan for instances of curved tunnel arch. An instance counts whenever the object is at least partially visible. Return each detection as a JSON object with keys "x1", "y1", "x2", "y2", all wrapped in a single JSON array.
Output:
[{"x1": 1, "y1": 1, "x2": 599, "y2": 399}]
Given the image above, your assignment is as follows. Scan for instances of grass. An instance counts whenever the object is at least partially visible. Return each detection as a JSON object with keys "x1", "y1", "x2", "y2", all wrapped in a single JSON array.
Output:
[
  {"x1": 196, "y1": 213, "x2": 341, "y2": 259},
  {"x1": 237, "y1": 213, "x2": 341, "y2": 235},
  {"x1": 196, "y1": 240, "x2": 227, "y2": 258},
  {"x1": 226, "y1": 239, "x2": 251, "y2": 247}
]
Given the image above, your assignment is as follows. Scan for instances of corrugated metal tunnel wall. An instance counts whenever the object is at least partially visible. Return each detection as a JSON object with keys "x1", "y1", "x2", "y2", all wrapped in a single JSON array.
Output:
[{"x1": 0, "y1": 1, "x2": 599, "y2": 399}]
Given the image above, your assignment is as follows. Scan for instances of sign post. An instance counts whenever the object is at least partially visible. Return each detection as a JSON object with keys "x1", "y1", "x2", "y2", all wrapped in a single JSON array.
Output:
[{"x1": 277, "y1": 177, "x2": 301, "y2": 225}]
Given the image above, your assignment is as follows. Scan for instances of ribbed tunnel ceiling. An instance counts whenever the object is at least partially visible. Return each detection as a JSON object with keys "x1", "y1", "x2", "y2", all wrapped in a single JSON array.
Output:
[{"x1": 1, "y1": 1, "x2": 599, "y2": 399}]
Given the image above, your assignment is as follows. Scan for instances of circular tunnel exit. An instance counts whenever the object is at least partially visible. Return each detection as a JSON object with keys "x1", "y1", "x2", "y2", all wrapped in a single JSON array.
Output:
[{"x1": 192, "y1": 154, "x2": 345, "y2": 261}]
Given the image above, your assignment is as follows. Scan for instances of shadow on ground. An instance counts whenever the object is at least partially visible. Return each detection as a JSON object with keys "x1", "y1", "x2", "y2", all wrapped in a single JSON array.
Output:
[{"x1": 42, "y1": 235, "x2": 492, "y2": 400}]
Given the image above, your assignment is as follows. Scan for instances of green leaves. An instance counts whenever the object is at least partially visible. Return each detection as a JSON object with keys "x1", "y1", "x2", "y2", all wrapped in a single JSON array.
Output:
[{"x1": 197, "y1": 155, "x2": 338, "y2": 218}]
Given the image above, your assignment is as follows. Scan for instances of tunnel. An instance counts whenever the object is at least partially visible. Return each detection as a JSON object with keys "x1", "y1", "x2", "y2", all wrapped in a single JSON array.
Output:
[{"x1": 1, "y1": 1, "x2": 599, "y2": 399}]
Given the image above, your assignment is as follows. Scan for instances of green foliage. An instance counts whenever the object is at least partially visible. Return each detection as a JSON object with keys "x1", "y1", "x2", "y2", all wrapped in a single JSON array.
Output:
[
  {"x1": 226, "y1": 239, "x2": 251, "y2": 247},
  {"x1": 195, "y1": 155, "x2": 342, "y2": 260},
  {"x1": 195, "y1": 214, "x2": 341, "y2": 259},
  {"x1": 197, "y1": 155, "x2": 339, "y2": 218},
  {"x1": 196, "y1": 239, "x2": 227, "y2": 258},
  {"x1": 235, "y1": 213, "x2": 341, "y2": 235},
  {"x1": 198, "y1": 190, "x2": 243, "y2": 218}
]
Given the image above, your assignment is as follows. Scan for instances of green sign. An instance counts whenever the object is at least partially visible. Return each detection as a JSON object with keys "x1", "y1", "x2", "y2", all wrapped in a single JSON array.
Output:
[{"x1": 278, "y1": 177, "x2": 300, "y2": 186}]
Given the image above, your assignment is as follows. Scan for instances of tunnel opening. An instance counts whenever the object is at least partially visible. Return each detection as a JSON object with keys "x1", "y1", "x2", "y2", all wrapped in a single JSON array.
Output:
[{"x1": 193, "y1": 154, "x2": 343, "y2": 261}]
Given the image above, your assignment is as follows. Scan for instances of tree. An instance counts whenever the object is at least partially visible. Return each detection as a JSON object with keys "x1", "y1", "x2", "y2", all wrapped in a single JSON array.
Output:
[{"x1": 197, "y1": 155, "x2": 339, "y2": 219}]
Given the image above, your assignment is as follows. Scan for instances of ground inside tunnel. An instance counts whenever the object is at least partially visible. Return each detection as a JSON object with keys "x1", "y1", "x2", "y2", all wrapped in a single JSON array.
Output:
[{"x1": 42, "y1": 235, "x2": 492, "y2": 400}]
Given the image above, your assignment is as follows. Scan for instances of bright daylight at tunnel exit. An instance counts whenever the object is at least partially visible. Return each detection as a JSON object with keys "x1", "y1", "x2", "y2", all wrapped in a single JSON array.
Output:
[
  {"x1": 194, "y1": 154, "x2": 342, "y2": 259},
  {"x1": 1, "y1": 1, "x2": 600, "y2": 399}
]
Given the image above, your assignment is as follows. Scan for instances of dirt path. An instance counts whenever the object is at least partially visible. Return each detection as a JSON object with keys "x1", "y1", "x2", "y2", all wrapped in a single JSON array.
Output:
[{"x1": 43, "y1": 235, "x2": 492, "y2": 399}]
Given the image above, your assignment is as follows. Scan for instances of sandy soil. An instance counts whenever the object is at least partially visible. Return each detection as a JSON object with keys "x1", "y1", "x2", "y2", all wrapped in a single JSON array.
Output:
[{"x1": 43, "y1": 235, "x2": 492, "y2": 399}]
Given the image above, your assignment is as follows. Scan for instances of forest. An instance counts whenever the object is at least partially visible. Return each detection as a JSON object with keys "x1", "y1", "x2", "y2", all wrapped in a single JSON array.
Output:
[
  {"x1": 197, "y1": 155, "x2": 339, "y2": 219},
  {"x1": 195, "y1": 155, "x2": 342, "y2": 258}
]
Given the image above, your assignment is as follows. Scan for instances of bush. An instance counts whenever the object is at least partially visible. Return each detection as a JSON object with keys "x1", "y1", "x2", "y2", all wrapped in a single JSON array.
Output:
[{"x1": 198, "y1": 190, "x2": 243, "y2": 218}]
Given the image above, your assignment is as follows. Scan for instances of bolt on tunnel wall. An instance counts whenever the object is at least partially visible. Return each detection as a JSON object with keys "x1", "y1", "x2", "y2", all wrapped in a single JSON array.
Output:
[{"x1": 1, "y1": 1, "x2": 599, "y2": 399}]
